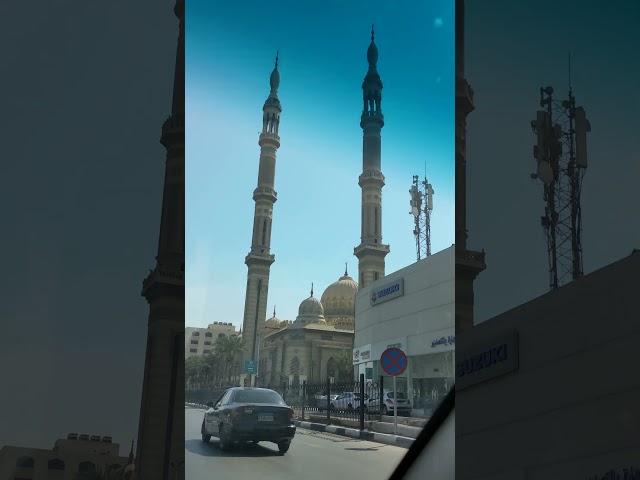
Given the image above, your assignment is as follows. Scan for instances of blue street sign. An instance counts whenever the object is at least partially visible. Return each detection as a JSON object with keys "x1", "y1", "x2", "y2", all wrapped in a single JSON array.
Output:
[
  {"x1": 380, "y1": 348, "x2": 408, "y2": 376},
  {"x1": 244, "y1": 360, "x2": 257, "y2": 374}
]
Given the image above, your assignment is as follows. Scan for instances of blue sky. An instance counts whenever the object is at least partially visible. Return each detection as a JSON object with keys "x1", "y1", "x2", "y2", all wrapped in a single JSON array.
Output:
[{"x1": 186, "y1": 0, "x2": 454, "y2": 328}]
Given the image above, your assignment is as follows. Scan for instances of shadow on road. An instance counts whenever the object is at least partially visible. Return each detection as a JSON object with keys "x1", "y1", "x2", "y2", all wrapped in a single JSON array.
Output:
[{"x1": 185, "y1": 439, "x2": 281, "y2": 458}]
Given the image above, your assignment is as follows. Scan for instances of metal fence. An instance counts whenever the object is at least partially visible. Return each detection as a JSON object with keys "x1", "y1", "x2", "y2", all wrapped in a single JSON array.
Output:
[{"x1": 187, "y1": 374, "x2": 407, "y2": 430}]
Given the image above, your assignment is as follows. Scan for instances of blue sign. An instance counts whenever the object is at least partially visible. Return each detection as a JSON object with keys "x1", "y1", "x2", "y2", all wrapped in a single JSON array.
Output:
[
  {"x1": 432, "y1": 335, "x2": 455, "y2": 348},
  {"x1": 380, "y1": 348, "x2": 408, "y2": 376},
  {"x1": 370, "y1": 278, "x2": 404, "y2": 306},
  {"x1": 244, "y1": 360, "x2": 257, "y2": 374}
]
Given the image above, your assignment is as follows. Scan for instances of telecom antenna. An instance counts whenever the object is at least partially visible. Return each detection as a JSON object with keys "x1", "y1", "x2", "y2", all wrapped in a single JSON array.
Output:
[
  {"x1": 530, "y1": 60, "x2": 590, "y2": 290},
  {"x1": 409, "y1": 173, "x2": 434, "y2": 261}
]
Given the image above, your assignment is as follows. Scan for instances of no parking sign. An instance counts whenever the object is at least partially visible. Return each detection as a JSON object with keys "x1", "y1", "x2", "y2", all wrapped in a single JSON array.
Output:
[
  {"x1": 380, "y1": 347, "x2": 408, "y2": 376},
  {"x1": 380, "y1": 347, "x2": 408, "y2": 434}
]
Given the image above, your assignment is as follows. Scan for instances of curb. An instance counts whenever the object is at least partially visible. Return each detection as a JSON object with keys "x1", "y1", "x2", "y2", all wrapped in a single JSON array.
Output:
[{"x1": 294, "y1": 420, "x2": 412, "y2": 449}]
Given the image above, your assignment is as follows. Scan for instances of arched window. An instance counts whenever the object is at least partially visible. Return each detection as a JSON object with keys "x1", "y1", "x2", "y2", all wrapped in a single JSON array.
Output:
[
  {"x1": 48, "y1": 458, "x2": 65, "y2": 470},
  {"x1": 289, "y1": 357, "x2": 300, "y2": 375},
  {"x1": 16, "y1": 457, "x2": 34, "y2": 468},
  {"x1": 261, "y1": 219, "x2": 267, "y2": 246},
  {"x1": 326, "y1": 357, "x2": 336, "y2": 379},
  {"x1": 374, "y1": 207, "x2": 379, "y2": 236},
  {"x1": 78, "y1": 461, "x2": 96, "y2": 473}
]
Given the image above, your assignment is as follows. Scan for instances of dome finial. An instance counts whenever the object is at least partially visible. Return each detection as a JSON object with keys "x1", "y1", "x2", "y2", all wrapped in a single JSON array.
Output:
[
  {"x1": 310, "y1": 283, "x2": 314, "y2": 297},
  {"x1": 275, "y1": 50, "x2": 279, "y2": 69},
  {"x1": 371, "y1": 24, "x2": 375, "y2": 42},
  {"x1": 344, "y1": 262, "x2": 348, "y2": 276}
]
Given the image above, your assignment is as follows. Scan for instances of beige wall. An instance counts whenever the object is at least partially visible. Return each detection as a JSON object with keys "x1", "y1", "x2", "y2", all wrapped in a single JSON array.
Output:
[{"x1": 185, "y1": 323, "x2": 238, "y2": 358}]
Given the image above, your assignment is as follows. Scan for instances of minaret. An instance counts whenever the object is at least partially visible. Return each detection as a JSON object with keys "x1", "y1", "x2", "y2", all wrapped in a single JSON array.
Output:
[
  {"x1": 241, "y1": 54, "x2": 282, "y2": 371},
  {"x1": 136, "y1": 1, "x2": 184, "y2": 479},
  {"x1": 455, "y1": 0, "x2": 485, "y2": 331},
  {"x1": 354, "y1": 26, "x2": 390, "y2": 288}
]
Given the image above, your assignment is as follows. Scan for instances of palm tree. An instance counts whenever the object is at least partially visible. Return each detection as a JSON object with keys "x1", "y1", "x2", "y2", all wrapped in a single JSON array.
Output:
[{"x1": 213, "y1": 335, "x2": 245, "y2": 384}]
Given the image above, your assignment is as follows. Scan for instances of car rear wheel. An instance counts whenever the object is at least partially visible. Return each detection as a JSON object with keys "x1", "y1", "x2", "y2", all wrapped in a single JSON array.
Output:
[
  {"x1": 218, "y1": 424, "x2": 232, "y2": 451},
  {"x1": 201, "y1": 421, "x2": 211, "y2": 443},
  {"x1": 277, "y1": 440, "x2": 290, "y2": 455}
]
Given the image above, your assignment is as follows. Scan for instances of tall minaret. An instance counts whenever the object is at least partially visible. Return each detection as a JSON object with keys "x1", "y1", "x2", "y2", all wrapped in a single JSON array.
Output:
[
  {"x1": 455, "y1": 0, "x2": 485, "y2": 331},
  {"x1": 136, "y1": 1, "x2": 184, "y2": 479},
  {"x1": 241, "y1": 54, "x2": 282, "y2": 370},
  {"x1": 354, "y1": 26, "x2": 390, "y2": 289}
]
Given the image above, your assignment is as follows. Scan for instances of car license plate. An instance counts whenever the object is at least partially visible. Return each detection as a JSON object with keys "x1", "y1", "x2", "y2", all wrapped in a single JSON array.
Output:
[{"x1": 258, "y1": 414, "x2": 273, "y2": 422}]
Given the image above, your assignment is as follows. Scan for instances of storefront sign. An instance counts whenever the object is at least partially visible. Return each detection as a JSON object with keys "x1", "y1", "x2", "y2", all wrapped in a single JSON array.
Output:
[
  {"x1": 456, "y1": 331, "x2": 519, "y2": 389},
  {"x1": 370, "y1": 278, "x2": 404, "y2": 306},
  {"x1": 431, "y1": 335, "x2": 455, "y2": 348},
  {"x1": 353, "y1": 344, "x2": 371, "y2": 365}
]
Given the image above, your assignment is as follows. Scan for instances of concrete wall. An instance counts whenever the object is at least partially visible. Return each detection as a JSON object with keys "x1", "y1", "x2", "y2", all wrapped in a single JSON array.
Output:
[
  {"x1": 456, "y1": 252, "x2": 640, "y2": 479},
  {"x1": 354, "y1": 245, "x2": 455, "y2": 360}
]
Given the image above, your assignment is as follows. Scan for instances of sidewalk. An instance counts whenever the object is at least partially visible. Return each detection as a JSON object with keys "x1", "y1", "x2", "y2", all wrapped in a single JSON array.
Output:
[{"x1": 293, "y1": 420, "x2": 414, "y2": 449}]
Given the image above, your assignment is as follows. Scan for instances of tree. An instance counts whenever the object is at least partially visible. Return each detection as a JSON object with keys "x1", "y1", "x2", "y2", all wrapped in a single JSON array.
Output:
[
  {"x1": 213, "y1": 335, "x2": 245, "y2": 384},
  {"x1": 335, "y1": 350, "x2": 354, "y2": 382}
]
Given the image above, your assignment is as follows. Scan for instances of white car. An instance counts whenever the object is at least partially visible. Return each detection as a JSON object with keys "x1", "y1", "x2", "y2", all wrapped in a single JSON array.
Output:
[
  {"x1": 330, "y1": 392, "x2": 368, "y2": 411},
  {"x1": 313, "y1": 392, "x2": 339, "y2": 409},
  {"x1": 368, "y1": 390, "x2": 412, "y2": 416}
]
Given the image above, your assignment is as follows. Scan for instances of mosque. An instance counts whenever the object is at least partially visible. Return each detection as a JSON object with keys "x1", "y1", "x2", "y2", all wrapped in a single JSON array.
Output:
[
  {"x1": 240, "y1": 27, "x2": 389, "y2": 388},
  {"x1": 259, "y1": 267, "x2": 359, "y2": 386}
]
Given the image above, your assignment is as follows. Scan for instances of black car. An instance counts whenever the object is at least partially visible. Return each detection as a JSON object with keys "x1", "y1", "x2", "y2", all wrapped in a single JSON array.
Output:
[{"x1": 201, "y1": 387, "x2": 296, "y2": 454}]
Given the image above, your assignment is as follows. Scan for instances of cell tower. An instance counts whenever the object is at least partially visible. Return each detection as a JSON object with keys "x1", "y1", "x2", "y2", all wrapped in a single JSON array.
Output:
[
  {"x1": 409, "y1": 174, "x2": 434, "y2": 261},
  {"x1": 530, "y1": 71, "x2": 590, "y2": 290}
]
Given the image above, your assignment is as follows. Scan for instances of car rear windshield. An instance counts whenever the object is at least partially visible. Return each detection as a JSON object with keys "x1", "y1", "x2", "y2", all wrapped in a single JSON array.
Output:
[{"x1": 231, "y1": 389, "x2": 285, "y2": 404}]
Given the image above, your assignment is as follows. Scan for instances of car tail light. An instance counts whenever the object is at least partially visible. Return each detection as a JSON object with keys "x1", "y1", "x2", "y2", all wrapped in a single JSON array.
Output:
[{"x1": 287, "y1": 408, "x2": 294, "y2": 421}]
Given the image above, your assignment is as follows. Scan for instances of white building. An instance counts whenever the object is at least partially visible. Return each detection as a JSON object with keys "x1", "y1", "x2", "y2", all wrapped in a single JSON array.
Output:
[
  {"x1": 185, "y1": 322, "x2": 239, "y2": 358},
  {"x1": 0, "y1": 434, "x2": 132, "y2": 480},
  {"x1": 353, "y1": 246, "x2": 455, "y2": 414},
  {"x1": 456, "y1": 250, "x2": 640, "y2": 479}
]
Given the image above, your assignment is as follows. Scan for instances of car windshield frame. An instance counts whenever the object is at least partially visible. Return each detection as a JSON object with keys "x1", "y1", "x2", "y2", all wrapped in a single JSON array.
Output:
[{"x1": 230, "y1": 389, "x2": 286, "y2": 405}]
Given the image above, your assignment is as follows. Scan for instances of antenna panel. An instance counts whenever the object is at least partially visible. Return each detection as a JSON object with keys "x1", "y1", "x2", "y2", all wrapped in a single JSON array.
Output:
[{"x1": 574, "y1": 106, "x2": 589, "y2": 167}]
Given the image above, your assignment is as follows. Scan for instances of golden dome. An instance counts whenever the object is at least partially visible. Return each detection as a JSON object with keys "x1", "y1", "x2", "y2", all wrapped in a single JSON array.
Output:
[{"x1": 321, "y1": 269, "x2": 358, "y2": 318}]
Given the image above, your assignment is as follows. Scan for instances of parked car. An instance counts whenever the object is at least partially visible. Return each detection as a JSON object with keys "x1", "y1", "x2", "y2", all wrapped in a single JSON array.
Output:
[
  {"x1": 313, "y1": 391, "x2": 339, "y2": 409},
  {"x1": 201, "y1": 387, "x2": 296, "y2": 455},
  {"x1": 368, "y1": 390, "x2": 412, "y2": 416},
  {"x1": 330, "y1": 392, "x2": 368, "y2": 411}
]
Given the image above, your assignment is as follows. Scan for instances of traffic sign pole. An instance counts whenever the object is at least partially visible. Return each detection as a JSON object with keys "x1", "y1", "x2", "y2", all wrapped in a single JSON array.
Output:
[
  {"x1": 393, "y1": 375, "x2": 397, "y2": 435},
  {"x1": 380, "y1": 347, "x2": 407, "y2": 436}
]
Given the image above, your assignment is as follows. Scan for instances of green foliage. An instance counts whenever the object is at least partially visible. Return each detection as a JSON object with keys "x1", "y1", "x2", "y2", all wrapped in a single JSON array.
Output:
[{"x1": 185, "y1": 334, "x2": 246, "y2": 388}]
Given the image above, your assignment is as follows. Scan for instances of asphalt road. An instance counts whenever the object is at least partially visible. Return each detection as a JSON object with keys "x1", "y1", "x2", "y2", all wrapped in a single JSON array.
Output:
[{"x1": 185, "y1": 407, "x2": 407, "y2": 480}]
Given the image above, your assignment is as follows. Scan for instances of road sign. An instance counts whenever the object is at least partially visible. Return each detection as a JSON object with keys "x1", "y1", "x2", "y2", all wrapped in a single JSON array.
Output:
[
  {"x1": 244, "y1": 360, "x2": 257, "y2": 375},
  {"x1": 380, "y1": 347, "x2": 408, "y2": 376}
]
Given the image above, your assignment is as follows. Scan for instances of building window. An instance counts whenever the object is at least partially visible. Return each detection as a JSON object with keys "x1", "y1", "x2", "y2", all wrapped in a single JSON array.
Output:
[
  {"x1": 205, "y1": 332, "x2": 212, "y2": 337},
  {"x1": 48, "y1": 458, "x2": 65, "y2": 470},
  {"x1": 189, "y1": 348, "x2": 197, "y2": 353},
  {"x1": 204, "y1": 341, "x2": 211, "y2": 345},
  {"x1": 190, "y1": 340, "x2": 198, "y2": 345},
  {"x1": 218, "y1": 333, "x2": 226, "y2": 338},
  {"x1": 192, "y1": 331, "x2": 200, "y2": 336},
  {"x1": 203, "y1": 349, "x2": 211, "y2": 354},
  {"x1": 374, "y1": 272, "x2": 379, "y2": 281},
  {"x1": 78, "y1": 462, "x2": 96, "y2": 473},
  {"x1": 16, "y1": 457, "x2": 34, "y2": 468}
]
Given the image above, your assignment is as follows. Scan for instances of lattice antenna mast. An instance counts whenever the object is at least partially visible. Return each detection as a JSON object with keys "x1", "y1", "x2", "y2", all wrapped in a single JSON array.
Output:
[
  {"x1": 409, "y1": 173, "x2": 434, "y2": 261},
  {"x1": 530, "y1": 70, "x2": 590, "y2": 290}
]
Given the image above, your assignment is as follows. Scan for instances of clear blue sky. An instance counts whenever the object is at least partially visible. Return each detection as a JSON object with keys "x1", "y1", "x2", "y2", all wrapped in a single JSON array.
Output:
[{"x1": 186, "y1": 0, "x2": 454, "y2": 328}]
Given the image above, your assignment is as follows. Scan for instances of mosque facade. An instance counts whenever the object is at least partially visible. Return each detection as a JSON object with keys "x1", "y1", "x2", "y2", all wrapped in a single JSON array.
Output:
[{"x1": 239, "y1": 29, "x2": 387, "y2": 387}]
